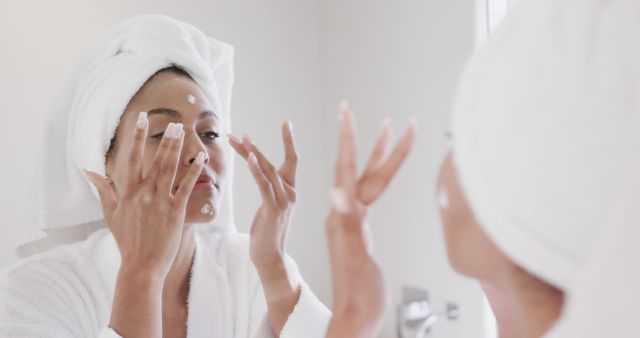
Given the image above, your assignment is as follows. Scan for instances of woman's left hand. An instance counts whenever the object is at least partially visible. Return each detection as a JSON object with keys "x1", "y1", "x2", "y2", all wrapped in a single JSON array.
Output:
[
  {"x1": 229, "y1": 121, "x2": 298, "y2": 267},
  {"x1": 229, "y1": 121, "x2": 300, "y2": 336}
]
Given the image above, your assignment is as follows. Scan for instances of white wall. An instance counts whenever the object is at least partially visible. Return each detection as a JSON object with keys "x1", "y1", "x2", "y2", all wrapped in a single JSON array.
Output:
[
  {"x1": 0, "y1": 1, "x2": 486, "y2": 336},
  {"x1": 319, "y1": 0, "x2": 486, "y2": 336}
]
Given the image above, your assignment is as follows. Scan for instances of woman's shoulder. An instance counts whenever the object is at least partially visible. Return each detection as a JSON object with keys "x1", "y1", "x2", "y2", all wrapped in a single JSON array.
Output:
[
  {"x1": 0, "y1": 230, "x2": 113, "y2": 336},
  {"x1": 0, "y1": 228, "x2": 112, "y2": 297}
]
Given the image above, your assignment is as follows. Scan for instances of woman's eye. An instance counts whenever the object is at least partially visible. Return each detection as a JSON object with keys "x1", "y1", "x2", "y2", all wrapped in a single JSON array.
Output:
[
  {"x1": 149, "y1": 131, "x2": 220, "y2": 142},
  {"x1": 199, "y1": 131, "x2": 220, "y2": 142}
]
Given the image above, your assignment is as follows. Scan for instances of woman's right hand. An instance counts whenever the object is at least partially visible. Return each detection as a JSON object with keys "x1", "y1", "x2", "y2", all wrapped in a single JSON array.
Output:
[{"x1": 84, "y1": 113, "x2": 205, "y2": 278}]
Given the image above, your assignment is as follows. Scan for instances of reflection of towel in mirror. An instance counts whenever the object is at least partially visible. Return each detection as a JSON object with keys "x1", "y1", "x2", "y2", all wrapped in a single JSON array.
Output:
[
  {"x1": 0, "y1": 228, "x2": 331, "y2": 337},
  {"x1": 452, "y1": 0, "x2": 640, "y2": 335},
  {"x1": 20, "y1": 14, "x2": 236, "y2": 256}
]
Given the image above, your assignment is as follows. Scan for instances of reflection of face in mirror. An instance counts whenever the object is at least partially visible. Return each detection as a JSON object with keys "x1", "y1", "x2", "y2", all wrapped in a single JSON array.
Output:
[
  {"x1": 436, "y1": 151, "x2": 564, "y2": 337},
  {"x1": 435, "y1": 151, "x2": 511, "y2": 280},
  {"x1": 105, "y1": 68, "x2": 226, "y2": 225}
]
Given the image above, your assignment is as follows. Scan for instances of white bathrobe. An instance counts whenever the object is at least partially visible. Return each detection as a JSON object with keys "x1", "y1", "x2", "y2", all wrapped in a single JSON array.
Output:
[{"x1": 0, "y1": 227, "x2": 331, "y2": 337}]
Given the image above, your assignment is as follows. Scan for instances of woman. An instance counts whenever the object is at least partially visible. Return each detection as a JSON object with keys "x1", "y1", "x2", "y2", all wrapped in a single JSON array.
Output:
[
  {"x1": 0, "y1": 15, "x2": 330, "y2": 338},
  {"x1": 323, "y1": 0, "x2": 640, "y2": 337}
]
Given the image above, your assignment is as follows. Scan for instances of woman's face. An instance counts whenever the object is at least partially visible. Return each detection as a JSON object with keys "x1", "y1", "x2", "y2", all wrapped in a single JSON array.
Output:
[
  {"x1": 105, "y1": 70, "x2": 226, "y2": 225},
  {"x1": 435, "y1": 151, "x2": 511, "y2": 281}
]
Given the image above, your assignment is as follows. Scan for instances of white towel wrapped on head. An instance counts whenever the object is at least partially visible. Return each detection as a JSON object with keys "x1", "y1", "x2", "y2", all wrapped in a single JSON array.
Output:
[
  {"x1": 20, "y1": 14, "x2": 236, "y2": 255},
  {"x1": 452, "y1": 0, "x2": 640, "y2": 336}
]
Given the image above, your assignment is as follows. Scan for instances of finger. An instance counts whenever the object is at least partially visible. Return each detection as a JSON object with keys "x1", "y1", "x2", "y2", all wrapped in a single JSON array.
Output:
[
  {"x1": 125, "y1": 111, "x2": 148, "y2": 188},
  {"x1": 282, "y1": 181, "x2": 297, "y2": 203},
  {"x1": 278, "y1": 120, "x2": 298, "y2": 187},
  {"x1": 157, "y1": 123, "x2": 184, "y2": 197},
  {"x1": 335, "y1": 102, "x2": 357, "y2": 193},
  {"x1": 359, "y1": 120, "x2": 416, "y2": 204},
  {"x1": 142, "y1": 122, "x2": 177, "y2": 191},
  {"x1": 228, "y1": 133, "x2": 250, "y2": 160},
  {"x1": 174, "y1": 151, "x2": 206, "y2": 205},
  {"x1": 361, "y1": 118, "x2": 392, "y2": 181},
  {"x1": 84, "y1": 170, "x2": 118, "y2": 218},
  {"x1": 246, "y1": 152, "x2": 275, "y2": 203},
  {"x1": 243, "y1": 136, "x2": 288, "y2": 205}
]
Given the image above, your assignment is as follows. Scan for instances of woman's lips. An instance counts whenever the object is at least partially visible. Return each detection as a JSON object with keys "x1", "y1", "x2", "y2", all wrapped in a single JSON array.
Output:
[
  {"x1": 193, "y1": 174, "x2": 216, "y2": 191},
  {"x1": 193, "y1": 181, "x2": 215, "y2": 191}
]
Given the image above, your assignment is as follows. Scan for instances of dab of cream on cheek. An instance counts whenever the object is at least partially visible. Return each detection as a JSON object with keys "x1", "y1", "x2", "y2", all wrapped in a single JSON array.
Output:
[
  {"x1": 187, "y1": 94, "x2": 197, "y2": 105},
  {"x1": 200, "y1": 202, "x2": 214, "y2": 216}
]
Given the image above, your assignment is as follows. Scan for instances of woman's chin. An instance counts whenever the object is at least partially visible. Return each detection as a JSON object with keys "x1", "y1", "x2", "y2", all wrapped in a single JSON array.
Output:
[
  {"x1": 185, "y1": 211, "x2": 216, "y2": 225},
  {"x1": 185, "y1": 198, "x2": 218, "y2": 224}
]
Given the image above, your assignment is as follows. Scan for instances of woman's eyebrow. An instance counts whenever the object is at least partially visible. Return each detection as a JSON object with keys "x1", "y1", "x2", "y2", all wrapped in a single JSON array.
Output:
[
  {"x1": 148, "y1": 107, "x2": 181, "y2": 118},
  {"x1": 200, "y1": 110, "x2": 217, "y2": 119},
  {"x1": 147, "y1": 108, "x2": 217, "y2": 119}
]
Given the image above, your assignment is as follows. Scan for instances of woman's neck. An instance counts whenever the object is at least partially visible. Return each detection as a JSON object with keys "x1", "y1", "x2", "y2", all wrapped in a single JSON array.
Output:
[
  {"x1": 482, "y1": 282, "x2": 519, "y2": 338},
  {"x1": 162, "y1": 225, "x2": 196, "y2": 310},
  {"x1": 484, "y1": 271, "x2": 564, "y2": 338}
]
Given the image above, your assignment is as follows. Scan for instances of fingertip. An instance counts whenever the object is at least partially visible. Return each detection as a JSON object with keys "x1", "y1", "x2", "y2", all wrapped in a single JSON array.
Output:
[
  {"x1": 228, "y1": 133, "x2": 240, "y2": 145},
  {"x1": 381, "y1": 117, "x2": 391, "y2": 129},
  {"x1": 283, "y1": 119, "x2": 293, "y2": 132},
  {"x1": 248, "y1": 152, "x2": 258, "y2": 167},
  {"x1": 408, "y1": 117, "x2": 418, "y2": 133},
  {"x1": 136, "y1": 111, "x2": 148, "y2": 130},
  {"x1": 195, "y1": 151, "x2": 206, "y2": 166},
  {"x1": 339, "y1": 100, "x2": 349, "y2": 113}
]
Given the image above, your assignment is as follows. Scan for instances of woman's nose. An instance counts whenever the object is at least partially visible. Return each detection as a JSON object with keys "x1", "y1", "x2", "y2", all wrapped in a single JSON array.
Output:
[
  {"x1": 185, "y1": 153, "x2": 209, "y2": 166},
  {"x1": 181, "y1": 133, "x2": 210, "y2": 166}
]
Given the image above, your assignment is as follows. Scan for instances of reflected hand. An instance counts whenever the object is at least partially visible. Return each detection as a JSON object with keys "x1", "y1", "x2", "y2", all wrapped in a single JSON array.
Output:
[
  {"x1": 84, "y1": 114, "x2": 205, "y2": 338},
  {"x1": 229, "y1": 122, "x2": 301, "y2": 336},
  {"x1": 325, "y1": 103, "x2": 416, "y2": 338},
  {"x1": 228, "y1": 122, "x2": 298, "y2": 267},
  {"x1": 85, "y1": 117, "x2": 204, "y2": 278}
]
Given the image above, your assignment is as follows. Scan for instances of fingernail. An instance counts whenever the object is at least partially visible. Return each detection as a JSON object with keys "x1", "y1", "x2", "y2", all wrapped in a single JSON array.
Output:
[
  {"x1": 136, "y1": 111, "x2": 148, "y2": 129},
  {"x1": 195, "y1": 151, "x2": 205, "y2": 165},
  {"x1": 242, "y1": 134, "x2": 253, "y2": 145},
  {"x1": 165, "y1": 123, "x2": 176, "y2": 139},
  {"x1": 175, "y1": 123, "x2": 184, "y2": 139},
  {"x1": 381, "y1": 117, "x2": 391, "y2": 129},
  {"x1": 409, "y1": 116, "x2": 418, "y2": 129},
  {"x1": 286, "y1": 120, "x2": 293, "y2": 132},
  {"x1": 248, "y1": 152, "x2": 258, "y2": 165},
  {"x1": 339, "y1": 100, "x2": 349, "y2": 112},
  {"x1": 338, "y1": 101, "x2": 349, "y2": 122}
]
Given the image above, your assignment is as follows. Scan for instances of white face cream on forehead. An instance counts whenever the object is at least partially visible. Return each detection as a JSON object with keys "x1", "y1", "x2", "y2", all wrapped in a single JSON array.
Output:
[{"x1": 187, "y1": 94, "x2": 197, "y2": 105}]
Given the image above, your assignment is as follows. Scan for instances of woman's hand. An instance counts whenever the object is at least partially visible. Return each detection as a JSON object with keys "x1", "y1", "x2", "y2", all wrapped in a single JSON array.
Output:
[
  {"x1": 229, "y1": 121, "x2": 298, "y2": 267},
  {"x1": 229, "y1": 121, "x2": 300, "y2": 336},
  {"x1": 85, "y1": 116, "x2": 204, "y2": 278},
  {"x1": 84, "y1": 113, "x2": 205, "y2": 338},
  {"x1": 325, "y1": 103, "x2": 416, "y2": 338}
]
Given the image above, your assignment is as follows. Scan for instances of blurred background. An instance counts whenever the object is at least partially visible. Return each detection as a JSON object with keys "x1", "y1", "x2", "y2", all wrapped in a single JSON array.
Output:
[{"x1": 0, "y1": 0, "x2": 515, "y2": 336}]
